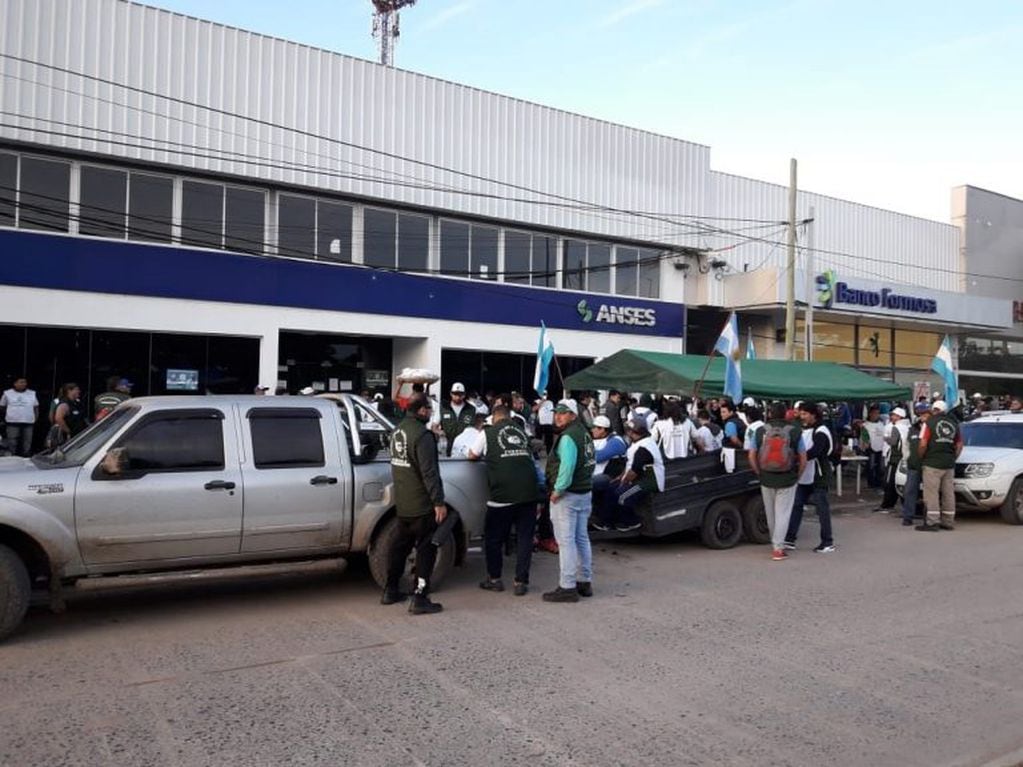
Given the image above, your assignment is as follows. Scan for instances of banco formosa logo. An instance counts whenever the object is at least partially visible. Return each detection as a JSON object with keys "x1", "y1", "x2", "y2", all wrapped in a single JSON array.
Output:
[
  {"x1": 576, "y1": 299, "x2": 594, "y2": 323},
  {"x1": 816, "y1": 269, "x2": 837, "y2": 309}
]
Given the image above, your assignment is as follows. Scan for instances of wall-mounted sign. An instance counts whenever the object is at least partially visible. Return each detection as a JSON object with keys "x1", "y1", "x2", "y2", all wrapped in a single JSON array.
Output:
[
  {"x1": 575, "y1": 299, "x2": 657, "y2": 327},
  {"x1": 816, "y1": 270, "x2": 937, "y2": 314}
]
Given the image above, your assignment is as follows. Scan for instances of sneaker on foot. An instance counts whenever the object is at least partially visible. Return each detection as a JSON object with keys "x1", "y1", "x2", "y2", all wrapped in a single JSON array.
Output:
[
  {"x1": 408, "y1": 594, "x2": 443, "y2": 614},
  {"x1": 589, "y1": 520, "x2": 612, "y2": 532},
  {"x1": 915, "y1": 523, "x2": 940, "y2": 532},
  {"x1": 542, "y1": 587, "x2": 580, "y2": 603},
  {"x1": 771, "y1": 549, "x2": 788, "y2": 561},
  {"x1": 901, "y1": 519, "x2": 914, "y2": 526},
  {"x1": 513, "y1": 581, "x2": 528, "y2": 597},
  {"x1": 576, "y1": 581, "x2": 593, "y2": 598},
  {"x1": 479, "y1": 578, "x2": 505, "y2": 592},
  {"x1": 380, "y1": 588, "x2": 405, "y2": 605},
  {"x1": 537, "y1": 537, "x2": 559, "y2": 554},
  {"x1": 814, "y1": 544, "x2": 836, "y2": 553},
  {"x1": 614, "y1": 522, "x2": 642, "y2": 532},
  {"x1": 781, "y1": 541, "x2": 797, "y2": 550},
  {"x1": 939, "y1": 522, "x2": 955, "y2": 531}
]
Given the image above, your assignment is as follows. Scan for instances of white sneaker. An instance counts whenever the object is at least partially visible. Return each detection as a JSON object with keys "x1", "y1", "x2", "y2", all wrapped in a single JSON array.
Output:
[
  {"x1": 781, "y1": 542, "x2": 797, "y2": 550},
  {"x1": 814, "y1": 544, "x2": 836, "y2": 553}
]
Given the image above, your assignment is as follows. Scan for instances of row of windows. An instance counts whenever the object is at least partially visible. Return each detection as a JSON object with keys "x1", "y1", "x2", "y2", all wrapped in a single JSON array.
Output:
[{"x1": 0, "y1": 150, "x2": 663, "y2": 298}]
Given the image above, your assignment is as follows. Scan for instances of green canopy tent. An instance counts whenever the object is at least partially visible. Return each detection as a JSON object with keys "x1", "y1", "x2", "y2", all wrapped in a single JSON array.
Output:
[{"x1": 563, "y1": 349, "x2": 912, "y2": 401}]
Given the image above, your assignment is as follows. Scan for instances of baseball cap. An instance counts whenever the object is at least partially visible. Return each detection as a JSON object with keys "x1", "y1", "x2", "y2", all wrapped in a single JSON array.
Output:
[
  {"x1": 914, "y1": 402, "x2": 930, "y2": 414},
  {"x1": 299, "y1": 386, "x2": 315, "y2": 395},
  {"x1": 555, "y1": 398, "x2": 578, "y2": 415},
  {"x1": 254, "y1": 385, "x2": 269, "y2": 393},
  {"x1": 626, "y1": 417, "x2": 649, "y2": 434},
  {"x1": 891, "y1": 407, "x2": 907, "y2": 419},
  {"x1": 972, "y1": 392, "x2": 983, "y2": 398},
  {"x1": 592, "y1": 415, "x2": 611, "y2": 429},
  {"x1": 742, "y1": 396, "x2": 756, "y2": 407},
  {"x1": 118, "y1": 378, "x2": 134, "y2": 389},
  {"x1": 932, "y1": 400, "x2": 948, "y2": 412},
  {"x1": 450, "y1": 382, "x2": 466, "y2": 393},
  {"x1": 931, "y1": 391, "x2": 942, "y2": 400}
]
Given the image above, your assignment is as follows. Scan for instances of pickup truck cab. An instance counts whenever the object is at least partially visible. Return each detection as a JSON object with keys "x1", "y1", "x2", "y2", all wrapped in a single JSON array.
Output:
[{"x1": 0, "y1": 394, "x2": 487, "y2": 640}]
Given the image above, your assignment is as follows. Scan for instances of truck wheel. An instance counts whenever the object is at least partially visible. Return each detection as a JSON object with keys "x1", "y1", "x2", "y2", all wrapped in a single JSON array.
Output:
[
  {"x1": 700, "y1": 501, "x2": 743, "y2": 550},
  {"x1": 741, "y1": 495, "x2": 771, "y2": 544},
  {"x1": 368, "y1": 516, "x2": 456, "y2": 592},
  {"x1": 999, "y1": 477, "x2": 1023, "y2": 525},
  {"x1": 0, "y1": 544, "x2": 31, "y2": 641}
]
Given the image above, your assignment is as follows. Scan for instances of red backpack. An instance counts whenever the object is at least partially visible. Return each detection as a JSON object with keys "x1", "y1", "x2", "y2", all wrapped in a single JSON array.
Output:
[{"x1": 757, "y1": 423, "x2": 796, "y2": 473}]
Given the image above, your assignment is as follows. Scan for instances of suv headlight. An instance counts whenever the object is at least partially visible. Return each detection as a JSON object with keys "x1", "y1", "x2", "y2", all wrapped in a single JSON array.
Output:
[{"x1": 962, "y1": 463, "x2": 994, "y2": 478}]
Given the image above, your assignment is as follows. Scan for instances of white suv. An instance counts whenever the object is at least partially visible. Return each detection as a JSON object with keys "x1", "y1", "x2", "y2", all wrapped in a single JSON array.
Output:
[{"x1": 896, "y1": 412, "x2": 1023, "y2": 524}]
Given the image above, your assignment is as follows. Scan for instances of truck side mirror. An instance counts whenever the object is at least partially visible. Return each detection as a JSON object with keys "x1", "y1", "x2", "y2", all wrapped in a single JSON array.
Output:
[{"x1": 100, "y1": 448, "x2": 129, "y2": 476}]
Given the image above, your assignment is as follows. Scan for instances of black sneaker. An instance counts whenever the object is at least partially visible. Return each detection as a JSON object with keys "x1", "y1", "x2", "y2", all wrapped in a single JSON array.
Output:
[
  {"x1": 542, "y1": 587, "x2": 580, "y2": 603},
  {"x1": 513, "y1": 581, "x2": 528, "y2": 597},
  {"x1": 901, "y1": 519, "x2": 914, "y2": 526},
  {"x1": 614, "y1": 522, "x2": 642, "y2": 532},
  {"x1": 813, "y1": 543, "x2": 836, "y2": 553},
  {"x1": 380, "y1": 588, "x2": 405, "y2": 605},
  {"x1": 576, "y1": 581, "x2": 593, "y2": 598},
  {"x1": 915, "y1": 523, "x2": 940, "y2": 532},
  {"x1": 408, "y1": 594, "x2": 443, "y2": 614},
  {"x1": 939, "y1": 522, "x2": 955, "y2": 531},
  {"x1": 479, "y1": 578, "x2": 505, "y2": 592}
]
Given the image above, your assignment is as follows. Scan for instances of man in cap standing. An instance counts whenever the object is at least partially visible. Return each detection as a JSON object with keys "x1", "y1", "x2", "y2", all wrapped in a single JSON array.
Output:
[
  {"x1": 876, "y1": 407, "x2": 909, "y2": 512},
  {"x1": 603, "y1": 390, "x2": 625, "y2": 436},
  {"x1": 916, "y1": 400, "x2": 963, "y2": 532},
  {"x1": 543, "y1": 399, "x2": 596, "y2": 602},
  {"x1": 439, "y1": 382, "x2": 477, "y2": 456},
  {"x1": 901, "y1": 402, "x2": 930, "y2": 526},
  {"x1": 94, "y1": 376, "x2": 133, "y2": 420}
]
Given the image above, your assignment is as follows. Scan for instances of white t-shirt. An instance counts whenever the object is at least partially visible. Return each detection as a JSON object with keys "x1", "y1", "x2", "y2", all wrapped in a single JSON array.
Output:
[
  {"x1": 695, "y1": 424, "x2": 723, "y2": 452},
  {"x1": 1, "y1": 388, "x2": 38, "y2": 424},
  {"x1": 742, "y1": 419, "x2": 765, "y2": 451},
  {"x1": 625, "y1": 435, "x2": 665, "y2": 492},
  {"x1": 451, "y1": 426, "x2": 483, "y2": 458},
  {"x1": 863, "y1": 420, "x2": 886, "y2": 452},
  {"x1": 537, "y1": 400, "x2": 554, "y2": 426},
  {"x1": 653, "y1": 418, "x2": 697, "y2": 459}
]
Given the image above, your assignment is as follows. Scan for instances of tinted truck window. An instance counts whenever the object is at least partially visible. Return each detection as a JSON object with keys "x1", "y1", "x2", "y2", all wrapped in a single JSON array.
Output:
[
  {"x1": 120, "y1": 413, "x2": 225, "y2": 471},
  {"x1": 249, "y1": 409, "x2": 325, "y2": 468}
]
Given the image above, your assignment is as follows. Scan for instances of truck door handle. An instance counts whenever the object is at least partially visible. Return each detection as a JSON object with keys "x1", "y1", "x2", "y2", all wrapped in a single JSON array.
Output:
[
  {"x1": 204, "y1": 480, "x2": 236, "y2": 491},
  {"x1": 310, "y1": 475, "x2": 338, "y2": 486}
]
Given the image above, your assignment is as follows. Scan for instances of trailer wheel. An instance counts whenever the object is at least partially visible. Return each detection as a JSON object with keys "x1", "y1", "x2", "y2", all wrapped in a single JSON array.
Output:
[
  {"x1": 368, "y1": 515, "x2": 456, "y2": 592},
  {"x1": 700, "y1": 500, "x2": 743, "y2": 550},
  {"x1": 741, "y1": 494, "x2": 771, "y2": 544}
]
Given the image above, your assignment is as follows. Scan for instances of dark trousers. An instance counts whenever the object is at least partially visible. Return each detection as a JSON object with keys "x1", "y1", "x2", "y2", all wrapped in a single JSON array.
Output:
[
  {"x1": 484, "y1": 501, "x2": 538, "y2": 583},
  {"x1": 385, "y1": 514, "x2": 439, "y2": 594},
  {"x1": 866, "y1": 449, "x2": 884, "y2": 488},
  {"x1": 902, "y1": 468, "x2": 922, "y2": 522},
  {"x1": 535, "y1": 500, "x2": 554, "y2": 540},
  {"x1": 595, "y1": 480, "x2": 646, "y2": 527},
  {"x1": 881, "y1": 462, "x2": 900, "y2": 508},
  {"x1": 786, "y1": 483, "x2": 833, "y2": 547},
  {"x1": 5, "y1": 423, "x2": 33, "y2": 457}
]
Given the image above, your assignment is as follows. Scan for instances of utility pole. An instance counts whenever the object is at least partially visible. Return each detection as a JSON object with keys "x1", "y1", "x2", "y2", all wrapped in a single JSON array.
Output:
[
  {"x1": 371, "y1": 0, "x2": 416, "y2": 67},
  {"x1": 804, "y1": 205, "x2": 815, "y2": 360},
  {"x1": 784, "y1": 158, "x2": 798, "y2": 360}
]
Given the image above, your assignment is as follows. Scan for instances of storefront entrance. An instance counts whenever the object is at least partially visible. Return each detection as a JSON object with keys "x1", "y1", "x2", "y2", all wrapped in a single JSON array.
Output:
[
  {"x1": 441, "y1": 349, "x2": 593, "y2": 402},
  {"x1": 277, "y1": 332, "x2": 393, "y2": 396}
]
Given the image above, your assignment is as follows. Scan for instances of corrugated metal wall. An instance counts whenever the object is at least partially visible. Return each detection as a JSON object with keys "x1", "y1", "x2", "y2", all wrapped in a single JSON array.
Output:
[{"x1": 0, "y1": 0, "x2": 709, "y2": 244}]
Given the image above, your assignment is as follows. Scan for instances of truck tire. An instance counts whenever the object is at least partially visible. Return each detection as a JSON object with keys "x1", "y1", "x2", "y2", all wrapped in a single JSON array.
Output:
[
  {"x1": 368, "y1": 516, "x2": 456, "y2": 591},
  {"x1": 741, "y1": 494, "x2": 771, "y2": 544},
  {"x1": 700, "y1": 500, "x2": 743, "y2": 550},
  {"x1": 999, "y1": 477, "x2": 1023, "y2": 525},
  {"x1": 0, "y1": 544, "x2": 31, "y2": 641}
]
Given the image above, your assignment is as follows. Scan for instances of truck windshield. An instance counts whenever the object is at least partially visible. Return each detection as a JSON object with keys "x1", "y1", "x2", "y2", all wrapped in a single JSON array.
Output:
[
  {"x1": 960, "y1": 423, "x2": 1023, "y2": 450},
  {"x1": 33, "y1": 407, "x2": 138, "y2": 467}
]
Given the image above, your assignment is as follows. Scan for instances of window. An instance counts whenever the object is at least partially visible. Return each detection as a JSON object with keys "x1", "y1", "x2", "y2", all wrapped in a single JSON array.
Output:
[
  {"x1": 79, "y1": 166, "x2": 127, "y2": 238},
  {"x1": 249, "y1": 409, "x2": 325, "y2": 468},
  {"x1": 471, "y1": 225, "x2": 498, "y2": 280},
  {"x1": 588, "y1": 244, "x2": 611, "y2": 294},
  {"x1": 615, "y1": 247, "x2": 638, "y2": 296},
  {"x1": 117, "y1": 412, "x2": 225, "y2": 472},
  {"x1": 440, "y1": 220, "x2": 470, "y2": 276},
  {"x1": 894, "y1": 329, "x2": 940, "y2": 369},
  {"x1": 317, "y1": 200, "x2": 352, "y2": 262},
  {"x1": 19, "y1": 156, "x2": 70, "y2": 232},
  {"x1": 128, "y1": 172, "x2": 173, "y2": 243},
  {"x1": 181, "y1": 180, "x2": 224, "y2": 248},
  {"x1": 638, "y1": 248, "x2": 660, "y2": 298},
  {"x1": 364, "y1": 207, "x2": 396, "y2": 268},
  {"x1": 398, "y1": 212, "x2": 429, "y2": 272},
  {"x1": 796, "y1": 320, "x2": 855, "y2": 364},
  {"x1": 533, "y1": 235, "x2": 556, "y2": 288},
  {"x1": 0, "y1": 153, "x2": 16, "y2": 226},
  {"x1": 277, "y1": 194, "x2": 315, "y2": 258},
  {"x1": 857, "y1": 325, "x2": 893, "y2": 369},
  {"x1": 563, "y1": 240, "x2": 586, "y2": 290},
  {"x1": 504, "y1": 230, "x2": 531, "y2": 285},
  {"x1": 225, "y1": 186, "x2": 265, "y2": 254}
]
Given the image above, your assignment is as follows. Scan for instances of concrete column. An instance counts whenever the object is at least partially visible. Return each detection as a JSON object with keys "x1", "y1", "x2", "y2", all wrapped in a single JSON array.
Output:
[{"x1": 257, "y1": 328, "x2": 280, "y2": 394}]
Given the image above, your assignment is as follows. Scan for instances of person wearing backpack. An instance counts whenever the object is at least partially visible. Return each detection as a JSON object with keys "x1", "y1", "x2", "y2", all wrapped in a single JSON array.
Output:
[
  {"x1": 748, "y1": 402, "x2": 806, "y2": 561},
  {"x1": 784, "y1": 403, "x2": 836, "y2": 553}
]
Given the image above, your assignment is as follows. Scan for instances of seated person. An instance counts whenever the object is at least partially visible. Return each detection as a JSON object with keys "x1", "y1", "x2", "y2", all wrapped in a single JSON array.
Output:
[
  {"x1": 589, "y1": 415, "x2": 628, "y2": 529},
  {"x1": 593, "y1": 418, "x2": 665, "y2": 533},
  {"x1": 695, "y1": 409, "x2": 724, "y2": 453}
]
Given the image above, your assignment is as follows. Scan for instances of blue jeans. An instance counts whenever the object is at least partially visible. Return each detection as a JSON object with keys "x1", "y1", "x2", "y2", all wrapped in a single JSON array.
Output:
[
  {"x1": 902, "y1": 468, "x2": 922, "y2": 522},
  {"x1": 866, "y1": 450, "x2": 883, "y2": 488},
  {"x1": 550, "y1": 492, "x2": 593, "y2": 589},
  {"x1": 786, "y1": 483, "x2": 834, "y2": 547}
]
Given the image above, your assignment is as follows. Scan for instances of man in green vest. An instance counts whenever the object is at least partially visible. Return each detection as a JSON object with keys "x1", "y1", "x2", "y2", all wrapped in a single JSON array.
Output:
[
  {"x1": 439, "y1": 381, "x2": 478, "y2": 456},
  {"x1": 900, "y1": 402, "x2": 930, "y2": 526},
  {"x1": 385, "y1": 392, "x2": 446, "y2": 614},
  {"x1": 916, "y1": 399, "x2": 963, "y2": 532},
  {"x1": 543, "y1": 399, "x2": 596, "y2": 603},
  {"x1": 468, "y1": 405, "x2": 544, "y2": 596}
]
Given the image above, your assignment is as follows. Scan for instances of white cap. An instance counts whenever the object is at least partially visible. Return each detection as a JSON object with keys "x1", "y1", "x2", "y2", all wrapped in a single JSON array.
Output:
[
  {"x1": 556, "y1": 398, "x2": 579, "y2": 415},
  {"x1": 451, "y1": 382, "x2": 466, "y2": 393},
  {"x1": 592, "y1": 415, "x2": 612, "y2": 429},
  {"x1": 891, "y1": 407, "x2": 907, "y2": 419},
  {"x1": 932, "y1": 400, "x2": 948, "y2": 412},
  {"x1": 299, "y1": 386, "x2": 315, "y2": 395},
  {"x1": 972, "y1": 392, "x2": 983, "y2": 398},
  {"x1": 742, "y1": 396, "x2": 756, "y2": 407},
  {"x1": 932, "y1": 390, "x2": 942, "y2": 400}
]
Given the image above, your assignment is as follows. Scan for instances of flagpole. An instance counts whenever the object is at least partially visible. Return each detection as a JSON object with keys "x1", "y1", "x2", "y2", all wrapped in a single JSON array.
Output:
[
  {"x1": 692, "y1": 314, "x2": 731, "y2": 402},
  {"x1": 552, "y1": 353, "x2": 567, "y2": 396}
]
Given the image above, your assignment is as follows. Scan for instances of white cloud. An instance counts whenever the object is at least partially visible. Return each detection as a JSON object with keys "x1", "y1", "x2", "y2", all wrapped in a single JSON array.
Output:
[
  {"x1": 598, "y1": 0, "x2": 665, "y2": 28},
  {"x1": 420, "y1": 0, "x2": 476, "y2": 32}
]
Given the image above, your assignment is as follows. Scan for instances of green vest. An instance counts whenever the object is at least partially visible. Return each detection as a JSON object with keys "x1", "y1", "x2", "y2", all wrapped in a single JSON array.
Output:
[
  {"x1": 390, "y1": 416, "x2": 434, "y2": 517},
  {"x1": 922, "y1": 414, "x2": 959, "y2": 470},
  {"x1": 906, "y1": 422, "x2": 924, "y2": 472},
  {"x1": 545, "y1": 420, "x2": 596, "y2": 494},
  {"x1": 484, "y1": 422, "x2": 539, "y2": 505},
  {"x1": 440, "y1": 401, "x2": 477, "y2": 443}
]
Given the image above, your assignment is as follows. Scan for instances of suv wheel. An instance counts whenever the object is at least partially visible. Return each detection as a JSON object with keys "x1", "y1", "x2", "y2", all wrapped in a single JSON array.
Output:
[
  {"x1": 999, "y1": 477, "x2": 1023, "y2": 525},
  {"x1": 0, "y1": 544, "x2": 31, "y2": 641}
]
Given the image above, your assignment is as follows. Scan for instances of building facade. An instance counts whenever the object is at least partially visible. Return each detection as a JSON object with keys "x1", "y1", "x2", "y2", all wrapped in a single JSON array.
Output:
[{"x1": 0, "y1": 0, "x2": 1017, "y2": 433}]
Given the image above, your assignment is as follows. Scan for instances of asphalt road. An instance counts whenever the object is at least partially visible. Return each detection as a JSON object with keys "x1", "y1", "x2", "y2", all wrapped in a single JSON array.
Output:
[{"x1": 2, "y1": 506, "x2": 1023, "y2": 767}]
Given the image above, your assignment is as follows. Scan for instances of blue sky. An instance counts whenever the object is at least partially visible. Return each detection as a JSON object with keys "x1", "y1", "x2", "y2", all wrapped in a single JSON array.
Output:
[{"x1": 150, "y1": 0, "x2": 1021, "y2": 222}]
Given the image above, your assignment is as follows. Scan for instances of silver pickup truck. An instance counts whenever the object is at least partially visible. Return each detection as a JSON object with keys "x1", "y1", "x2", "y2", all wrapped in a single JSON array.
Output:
[{"x1": 0, "y1": 394, "x2": 487, "y2": 639}]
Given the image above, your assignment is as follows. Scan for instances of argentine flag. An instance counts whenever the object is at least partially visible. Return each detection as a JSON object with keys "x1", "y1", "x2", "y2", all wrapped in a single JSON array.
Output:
[
  {"x1": 930, "y1": 335, "x2": 958, "y2": 405},
  {"x1": 533, "y1": 322, "x2": 555, "y2": 395},
  {"x1": 714, "y1": 312, "x2": 743, "y2": 402},
  {"x1": 746, "y1": 329, "x2": 756, "y2": 360}
]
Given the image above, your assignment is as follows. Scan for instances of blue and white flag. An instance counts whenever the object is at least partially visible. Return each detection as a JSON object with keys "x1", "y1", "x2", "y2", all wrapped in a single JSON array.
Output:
[
  {"x1": 713, "y1": 312, "x2": 743, "y2": 402},
  {"x1": 930, "y1": 335, "x2": 958, "y2": 405},
  {"x1": 533, "y1": 322, "x2": 555, "y2": 395},
  {"x1": 746, "y1": 329, "x2": 756, "y2": 360}
]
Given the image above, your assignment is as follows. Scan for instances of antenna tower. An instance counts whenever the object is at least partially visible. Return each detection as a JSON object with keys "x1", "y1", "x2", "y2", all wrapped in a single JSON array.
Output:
[{"x1": 371, "y1": 0, "x2": 416, "y2": 67}]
